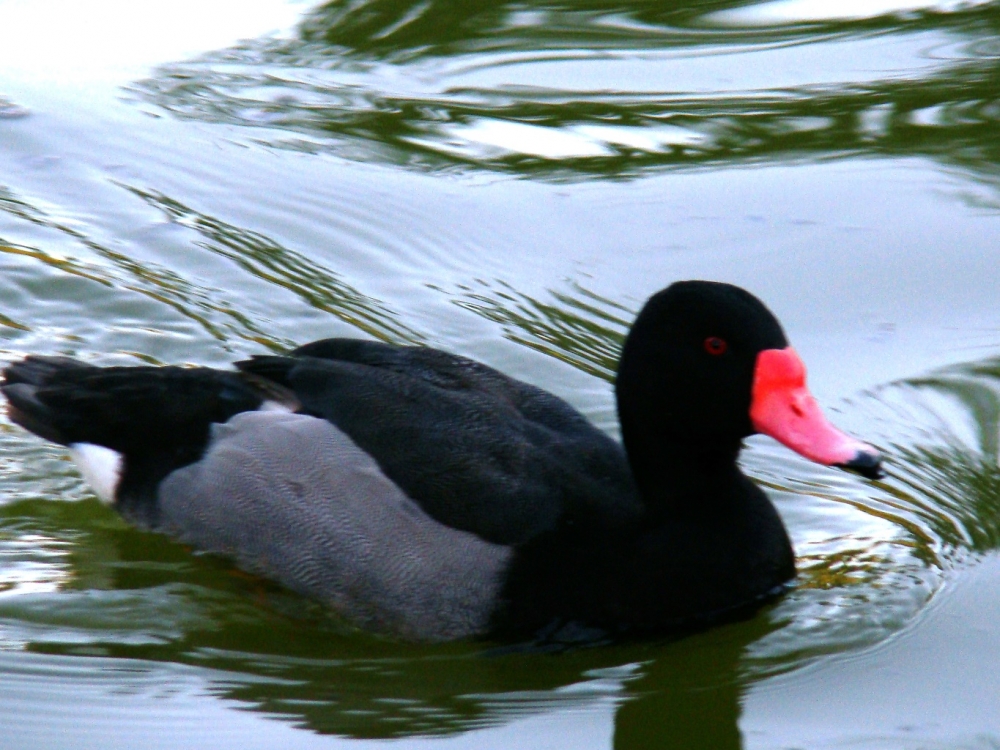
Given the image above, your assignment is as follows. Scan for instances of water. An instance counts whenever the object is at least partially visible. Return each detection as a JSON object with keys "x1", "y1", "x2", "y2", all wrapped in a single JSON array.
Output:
[{"x1": 2, "y1": 0, "x2": 1000, "y2": 746}]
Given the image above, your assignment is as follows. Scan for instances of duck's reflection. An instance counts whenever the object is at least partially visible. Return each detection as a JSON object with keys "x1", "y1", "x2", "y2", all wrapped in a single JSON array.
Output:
[
  {"x1": 27, "y1": 528, "x2": 769, "y2": 748},
  {"x1": 195, "y1": 609, "x2": 769, "y2": 748}
]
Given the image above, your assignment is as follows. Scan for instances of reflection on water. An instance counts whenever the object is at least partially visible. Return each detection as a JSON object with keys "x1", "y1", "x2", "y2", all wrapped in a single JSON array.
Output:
[
  {"x1": 124, "y1": 186, "x2": 425, "y2": 346},
  {"x1": 299, "y1": 0, "x2": 722, "y2": 56},
  {"x1": 711, "y1": 0, "x2": 996, "y2": 24},
  {"x1": 1, "y1": 183, "x2": 422, "y2": 357},
  {"x1": 0, "y1": 530, "x2": 71, "y2": 601},
  {"x1": 874, "y1": 358, "x2": 1000, "y2": 553},
  {"x1": 0, "y1": 96, "x2": 29, "y2": 120},
  {"x1": 129, "y1": 0, "x2": 1000, "y2": 179},
  {"x1": 448, "y1": 279, "x2": 630, "y2": 380},
  {"x1": 0, "y1": 186, "x2": 278, "y2": 354}
]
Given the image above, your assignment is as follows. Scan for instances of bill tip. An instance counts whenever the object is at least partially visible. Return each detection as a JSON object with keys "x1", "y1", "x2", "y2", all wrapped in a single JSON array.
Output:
[{"x1": 835, "y1": 448, "x2": 883, "y2": 480}]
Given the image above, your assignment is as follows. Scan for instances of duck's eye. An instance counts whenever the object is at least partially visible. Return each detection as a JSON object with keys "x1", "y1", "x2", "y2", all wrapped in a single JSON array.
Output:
[{"x1": 703, "y1": 337, "x2": 728, "y2": 356}]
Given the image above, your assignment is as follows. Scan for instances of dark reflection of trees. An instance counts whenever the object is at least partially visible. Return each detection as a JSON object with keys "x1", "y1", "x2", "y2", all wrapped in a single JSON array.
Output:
[
  {"x1": 298, "y1": 0, "x2": 760, "y2": 57},
  {"x1": 0, "y1": 185, "x2": 421, "y2": 352},
  {"x1": 612, "y1": 620, "x2": 777, "y2": 750},
  {"x1": 130, "y1": 0, "x2": 1000, "y2": 179},
  {"x1": 0, "y1": 186, "x2": 276, "y2": 351},
  {"x1": 446, "y1": 278, "x2": 632, "y2": 381},
  {"x1": 122, "y1": 186, "x2": 424, "y2": 346},
  {"x1": 75, "y1": 622, "x2": 757, "y2": 746}
]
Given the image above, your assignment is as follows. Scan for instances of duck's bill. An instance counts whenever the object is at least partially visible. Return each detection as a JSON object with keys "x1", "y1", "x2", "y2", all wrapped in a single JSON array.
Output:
[{"x1": 749, "y1": 347, "x2": 883, "y2": 480}]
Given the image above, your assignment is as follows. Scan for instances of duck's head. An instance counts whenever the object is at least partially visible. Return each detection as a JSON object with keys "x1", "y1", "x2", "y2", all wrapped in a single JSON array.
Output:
[{"x1": 616, "y1": 280, "x2": 882, "y2": 481}]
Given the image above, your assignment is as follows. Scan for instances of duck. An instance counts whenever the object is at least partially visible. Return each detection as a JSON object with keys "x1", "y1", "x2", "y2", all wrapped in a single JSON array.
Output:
[{"x1": 0, "y1": 281, "x2": 881, "y2": 642}]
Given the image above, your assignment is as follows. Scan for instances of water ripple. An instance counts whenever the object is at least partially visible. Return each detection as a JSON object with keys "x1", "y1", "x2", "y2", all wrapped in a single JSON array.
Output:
[{"x1": 124, "y1": 0, "x2": 1000, "y2": 180}]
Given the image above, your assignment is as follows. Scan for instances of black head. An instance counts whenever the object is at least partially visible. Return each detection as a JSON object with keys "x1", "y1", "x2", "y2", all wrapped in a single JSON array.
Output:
[{"x1": 616, "y1": 281, "x2": 788, "y2": 463}]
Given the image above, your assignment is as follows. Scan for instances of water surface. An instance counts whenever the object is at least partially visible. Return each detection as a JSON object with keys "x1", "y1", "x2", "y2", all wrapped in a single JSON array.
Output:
[{"x1": 2, "y1": 0, "x2": 1000, "y2": 747}]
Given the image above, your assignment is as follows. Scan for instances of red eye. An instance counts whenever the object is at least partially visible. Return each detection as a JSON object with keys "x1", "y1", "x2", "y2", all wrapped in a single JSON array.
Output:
[{"x1": 704, "y1": 337, "x2": 728, "y2": 356}]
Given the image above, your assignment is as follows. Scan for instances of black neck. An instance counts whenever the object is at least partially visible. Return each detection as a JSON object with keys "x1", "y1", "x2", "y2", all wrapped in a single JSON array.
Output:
[{"x1": 620, "y1": 427, "x2": 747, "y2": 519}]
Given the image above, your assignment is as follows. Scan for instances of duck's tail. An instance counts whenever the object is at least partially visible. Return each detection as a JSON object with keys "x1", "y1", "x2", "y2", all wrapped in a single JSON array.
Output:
[
  {"x1": 2, "y1": 356, "x2": 95, "y2": 444},
  {"x1": 2, "y1": 355, "x2": 292, "y2": 523},
  {"x1": 1, "y1": 355, "x2": 273, "y2": 454}
]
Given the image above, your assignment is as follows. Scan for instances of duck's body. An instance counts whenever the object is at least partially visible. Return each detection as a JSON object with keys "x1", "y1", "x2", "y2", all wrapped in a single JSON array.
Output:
[{"x1": 1, "y1": 281, "x2": 881, "y2": 641}]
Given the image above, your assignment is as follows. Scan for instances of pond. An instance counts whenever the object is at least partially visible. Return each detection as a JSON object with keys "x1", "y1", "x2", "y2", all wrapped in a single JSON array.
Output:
[{"x1": 2, "y1": 0, "x2": 1000, "y2": 747}]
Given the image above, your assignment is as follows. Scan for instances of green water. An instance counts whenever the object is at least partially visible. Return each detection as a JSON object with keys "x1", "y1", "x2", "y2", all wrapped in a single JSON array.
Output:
[{"x1": 2, "y1": 0, "x2": 1000, "y2": 747}]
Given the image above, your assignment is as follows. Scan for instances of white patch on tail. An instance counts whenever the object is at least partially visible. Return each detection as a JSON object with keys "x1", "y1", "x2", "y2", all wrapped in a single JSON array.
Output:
[{"x1": 69, "y1": 443, "x2": 123, "y2": 504}]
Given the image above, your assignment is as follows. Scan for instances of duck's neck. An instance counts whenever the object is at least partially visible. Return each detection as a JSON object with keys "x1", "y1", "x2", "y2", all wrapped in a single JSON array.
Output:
[{"x1": 620, "y1": 418, "x2": 748, "y2": 520}]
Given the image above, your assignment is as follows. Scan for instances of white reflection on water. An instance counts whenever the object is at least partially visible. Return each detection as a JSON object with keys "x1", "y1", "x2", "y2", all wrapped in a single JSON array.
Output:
[
  {"x1": 0, "y1": 533, "x2": 70, "y2": 600},
  {"x1": 405, "y1": 118, "x2": 707, "y2": 161},
  {"x1": 0, "y1": 532, "x2": 71, "y2": 650},
  {"x1": 0, "y1": 0, "x2": 305, "y2": 85},
  {"x1": 709, "y1": 0, "x2": 993, "y2": 25}
]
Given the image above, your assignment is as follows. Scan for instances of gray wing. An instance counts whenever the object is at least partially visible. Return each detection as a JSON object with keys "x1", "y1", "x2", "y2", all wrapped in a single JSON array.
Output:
[{"x1": 156, "y1": 410, "x2": 511, "y2": 641}]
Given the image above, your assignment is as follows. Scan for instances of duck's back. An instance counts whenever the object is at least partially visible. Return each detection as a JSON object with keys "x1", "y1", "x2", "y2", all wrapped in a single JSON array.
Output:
[{"x1": 239, "y1": 339, "x2": 641, "y2": 545}]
